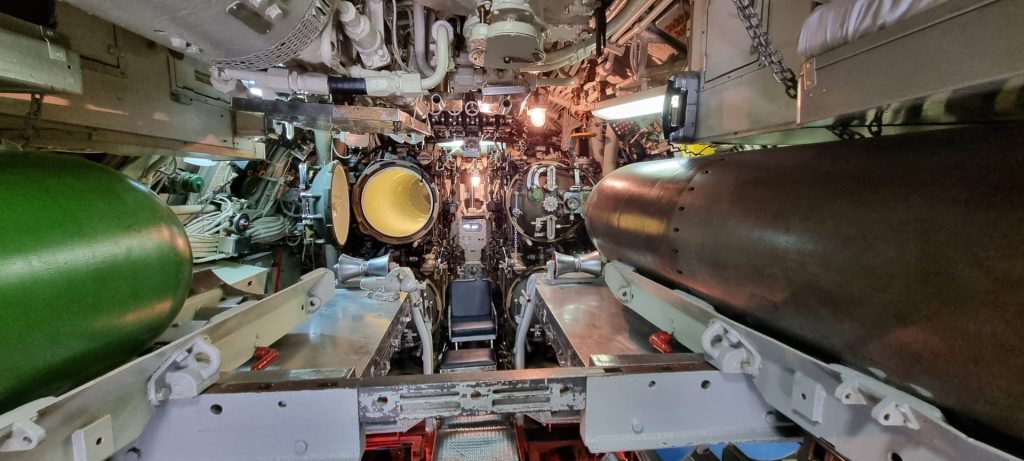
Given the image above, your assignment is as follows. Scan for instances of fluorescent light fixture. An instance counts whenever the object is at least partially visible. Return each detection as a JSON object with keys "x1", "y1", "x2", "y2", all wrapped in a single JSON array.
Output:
[
  {"x1": 437, "y1": 140, "x2": 463, "y2": 148},
  {"x1": 183, "y1": 157, "x2": 216, "y2": 167},
  {"x1": 248, "y1": 87, "x2": 264, "y2": 98},
  {"x1": 436, "y1": 140, "x2": 498, "y2": 148},
  {"x1": 592, "y1": 86, "x2": 667, "y2": 120}
]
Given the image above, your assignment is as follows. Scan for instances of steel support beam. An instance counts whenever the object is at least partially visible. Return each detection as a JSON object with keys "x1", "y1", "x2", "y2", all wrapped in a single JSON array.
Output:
[{"x1": 114, "y1": 354, "x2": 790, "y2": 460}]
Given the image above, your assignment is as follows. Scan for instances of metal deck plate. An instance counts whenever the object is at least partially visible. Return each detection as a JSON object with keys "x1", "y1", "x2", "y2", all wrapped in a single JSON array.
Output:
[
  {"x1": 435, "y1": 416, "x2": 520, "y2": 461},
  {"x1": 535, "y1": 282, "x2": 677, "y2": 366},
  {"x1": 264, "y1": 288, "x2": 407, "y2": 377}
]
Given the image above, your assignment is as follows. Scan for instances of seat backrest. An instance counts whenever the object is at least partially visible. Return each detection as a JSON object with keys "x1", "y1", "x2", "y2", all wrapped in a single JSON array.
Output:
[{"x1": 449, "y1": 279, "x2": 492, "y2": 318}]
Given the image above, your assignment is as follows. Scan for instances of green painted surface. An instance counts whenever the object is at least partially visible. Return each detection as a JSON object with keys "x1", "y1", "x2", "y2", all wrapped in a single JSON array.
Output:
[{"x1": 0, "y1": 152, "x2": 192, "y2": 412}]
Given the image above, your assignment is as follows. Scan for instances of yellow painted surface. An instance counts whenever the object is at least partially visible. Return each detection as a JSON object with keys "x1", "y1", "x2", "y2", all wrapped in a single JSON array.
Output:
[
  {"x1": 329, "y1": 163, "x2": 351, "y2": 245},
  {"x1": 360, "y1": 167, "x2": 433, "y2": 238}
]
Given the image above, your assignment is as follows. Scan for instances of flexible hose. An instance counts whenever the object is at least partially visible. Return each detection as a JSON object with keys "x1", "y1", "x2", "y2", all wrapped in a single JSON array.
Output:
[
  {"x1": 249, "y1": 216, "x2": 290, "y2": 244},
  {"x1": 327, "y1": 76, "x2": 369, "y2": 95}
]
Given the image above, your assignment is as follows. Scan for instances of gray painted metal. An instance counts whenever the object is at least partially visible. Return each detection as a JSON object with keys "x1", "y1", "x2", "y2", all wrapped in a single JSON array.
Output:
[
  {"x1": 583, "y1": 368, "x2": 789, "y2": 452},
  {"x1": 688, "y1": 0, "x2": 809, "y2": 142},
  {"x1": 536, "y1": 281, "x2": 670, "y2": 367},
  {"x1": 63, "y1": 0, "x2": 333, "y2": 68},
  {"x1": 117, "y1": 386, "x2": 363, "y2": 461},
  {"x1": 0, "y1": 16, "x2": 82, "y2": 94},
  {"x1": 0, "y1": 5, "x2": 261, "y2": 159},
  {"x1": 584, "y1": 125, "x2": 1024, "y2": 450},
  {"x1": 799, "y1": 0, "x2": 1024, "y2": 128},
  {"x1": 123, "y1": 353, "x2": 788, "y2": 459},
  {"x1": 266, "y1": 288, "x2": 407, "y2": 377},
  {"x1": 606, "y1": 262, "x2": 1020, "y2": 461}
]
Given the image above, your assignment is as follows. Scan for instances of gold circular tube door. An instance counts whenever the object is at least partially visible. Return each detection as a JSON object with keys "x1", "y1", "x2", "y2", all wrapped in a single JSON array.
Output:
[{"x1": 352, "y1": 160, "x2": 437, "y2": 244}]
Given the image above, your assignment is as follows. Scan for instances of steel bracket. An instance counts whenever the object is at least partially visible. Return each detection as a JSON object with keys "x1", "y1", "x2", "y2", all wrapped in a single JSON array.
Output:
[
  {"x1": 147, "y1": 337, "x2": 222, "y2": 406},
  {"x1": 602, "y1": 264, "x2": 1018, "y2": 460},
  {"x1": 872, "y1": 398, "x2": 920, "y2": 430},
  {"x1": 701, "y1": 319, "x2": 761, "y2": 376},
  {"x1": 70, "y1": 415, "x2": 115, "y2": 461},
  {"x1": 603, "y1": 263, "x2": 634, "y2": 302},
  {"x1": 0, "y1": 397, "x2": 54, "y2": 452},
  {"x1": 306, "y1": 269, "x2": 335, "y2": 313},
  {"x1": 832, "y1": 365, "x2": 938, "y2": 431},
  {"x1": 582, "y1": 367, "x2": 788, "y2": 452}
]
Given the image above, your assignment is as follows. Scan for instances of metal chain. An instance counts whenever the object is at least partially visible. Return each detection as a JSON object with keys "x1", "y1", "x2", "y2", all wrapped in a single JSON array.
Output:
[
  {"x1": 867, "y1": 107, "x2": 885, "y2": 137},
  {"x1": 826, "y1": 123, "x2": 865, "y2": 140},
  {"x1": 731, "y1": 0, "x2": 799, "y2": 99},
  {"x1": 828, "y1": 107, "x2": 885, "y2": 140},
  {"x1": 23, "y1": 93, "x2": 43, "y2": 141}
]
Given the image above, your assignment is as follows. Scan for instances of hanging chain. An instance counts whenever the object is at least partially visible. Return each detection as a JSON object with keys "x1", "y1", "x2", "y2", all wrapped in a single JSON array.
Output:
[
  {"x1": 826, "y1": 123, "x2": 865, "y2": 140},
  {"x1": 828, "y1": 107, "x2": 886, "y2": 140},
  {"x1": 731, "y1": 0, "x2": 799, "y2": 99},
  {"x1": 22, "y1": 93, "x2": 43, "y2": 141},
  {"x1": 867, "y1": 107, "x2": 885, "y2": 137}
]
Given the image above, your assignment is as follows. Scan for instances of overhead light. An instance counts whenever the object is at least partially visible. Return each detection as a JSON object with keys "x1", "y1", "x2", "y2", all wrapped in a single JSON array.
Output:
[
  {"x1": 183, "y1": 157, "x2": 216, "y2": 167},
  {"x1": 248, "y1": 87, "x2": 264, "y2": 98},
  {"x1": 528, "y1": 92, "x2": 547, "y2": 127},
  {"x1": 437, "y1": 140, "x2": 464, "y2": 148},
  {"x1": 592, "y1": 86, "x2": 667, "y2": 120},
  {"x1": 528, "y1": 107, "x2": 547, "y2": 127},
  {"x1": 437, "y1": 140, "x2": 499, "y2": 148}
]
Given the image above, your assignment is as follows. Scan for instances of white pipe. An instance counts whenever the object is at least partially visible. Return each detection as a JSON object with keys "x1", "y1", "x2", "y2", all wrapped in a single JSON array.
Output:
[
  {"x1": 410, "y1": 294, "x2": 434, "y2": 374},
  {"x1": 602, "y1": 124, "x2": 619, "y2": 177},
  {"x1": 366, "y1": 0, "x2": 385, "y2": 38},
  {"x1": 421, "y1": 21, "x2": 452, "y2": 90},
  {"x1": 513, "y1": 275, "x2": 539, "y2": 369},
  {"x1": 217, "y1": 23, "x2": 449, "y2": 99},
  {"x1": 215, "y1": 68, "x2": 330, "y2": 95},
  {"x1": 537, "y1": 77, "x2": 577, "y2": 87},
  {"x1": 339, "y1": 1, "x2": 391, "y2": 69},
  {"x1": 589, "y1": 119, "x2": 605, "y2": 167},
  {"x1": 413, "y1": 2, "x2": 435, "y2": 77},
  {"x1": 170, "y1": 204, "x2": 216, "y2": 215}
]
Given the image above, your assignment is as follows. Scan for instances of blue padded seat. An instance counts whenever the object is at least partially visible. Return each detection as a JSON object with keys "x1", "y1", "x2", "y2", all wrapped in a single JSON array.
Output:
[
  {"x1": 448, "y1": 279, "x2": 496, "y2": 342},
  {"x1": 451, "y1": 315, "x2": 496, "y2": 337},
  {"x1": 440, "y1": 348, "x2": 496, "y2": 372}
]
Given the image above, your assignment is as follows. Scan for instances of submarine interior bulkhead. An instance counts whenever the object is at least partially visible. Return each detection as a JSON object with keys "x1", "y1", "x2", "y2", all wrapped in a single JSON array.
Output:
[{"x1": 1, "y1": 1, "x2": 1024, "y2": 461}]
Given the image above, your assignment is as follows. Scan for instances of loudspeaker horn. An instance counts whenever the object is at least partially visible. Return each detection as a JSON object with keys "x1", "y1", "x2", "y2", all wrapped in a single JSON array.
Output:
[
  {"x1": 336, "y1": 253, "x2": 392, "y2": 283},
  {"x1": 551, "y1": 250, "x2": 603, "y2": 279}
]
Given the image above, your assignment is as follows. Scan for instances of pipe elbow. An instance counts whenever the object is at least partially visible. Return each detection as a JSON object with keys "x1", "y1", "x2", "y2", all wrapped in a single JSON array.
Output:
[{"x1": 420, "y1": 22, "x2": 452, "y2": 90}]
